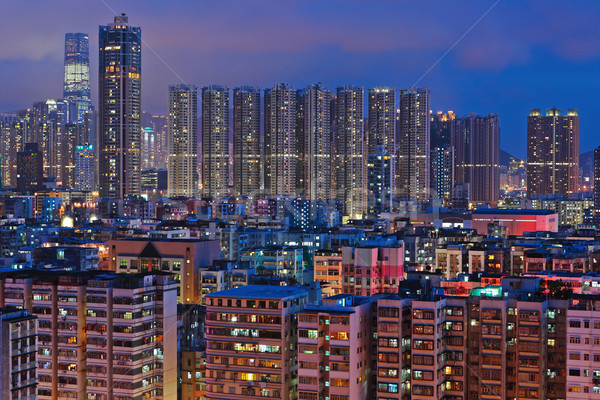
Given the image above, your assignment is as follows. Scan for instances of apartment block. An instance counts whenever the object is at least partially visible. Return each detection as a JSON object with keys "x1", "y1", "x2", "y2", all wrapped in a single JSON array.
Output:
[
  {"x1": 0, "y1": 308, "x2": 37, "y2": 400},
  {"x1": 297, "y1": 295, "x2": 372, "y2": 400},
  {"x1": 341, "y1": 245, "x2": 404, "y2": 296},
  {"x1": 107, "y1": 238, "x2": 220, "y2": 304},
  {"x1": 205, "y1": 285, "x2": 309, "y2": 399},
  {"x1": 0, "y1": 270, "x2": 178, "y2": 400},
  {"x1": 314, "y1": 249, "x2": 343, "y2": 297},
  {"x1": 375, "y1": 297, "x2": 412, "y2": 400}
]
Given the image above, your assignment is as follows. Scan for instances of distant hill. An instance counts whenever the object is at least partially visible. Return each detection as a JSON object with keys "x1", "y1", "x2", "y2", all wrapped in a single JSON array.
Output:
[
  {"x1": 500, "y1": 149, "x2": 519, "y2": 166},
  {"x1": 581, "y1": 150, "x2": 593, "y2": 168}
]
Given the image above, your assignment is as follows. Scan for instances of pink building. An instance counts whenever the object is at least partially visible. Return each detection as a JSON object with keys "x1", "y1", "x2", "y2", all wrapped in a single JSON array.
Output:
[
  {"x1": 297, "y1": 295, "x2": 372, "y2": 400},
  {"x1": 341, "y1": 245, "x2": 404, "y2": 296},
  {"x1": 471, "y1": 209, "x2": 558, "y2": 236}
]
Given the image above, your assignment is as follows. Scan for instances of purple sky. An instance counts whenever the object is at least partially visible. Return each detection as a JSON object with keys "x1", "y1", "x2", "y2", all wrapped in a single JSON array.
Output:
[{"x1": 2, "y1": 0, "x2": 600, "y2": 158}]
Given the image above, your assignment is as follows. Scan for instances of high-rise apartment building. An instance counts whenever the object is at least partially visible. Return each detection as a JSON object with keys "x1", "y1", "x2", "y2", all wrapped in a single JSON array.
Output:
[
  {"x1": 64, "y1": 33, "x2": 90, "y2": 123},
  {"x1": 74, "y1": 143, "x2": 95, "y2": 191},
  {"x1": 233, "y1": 86, "x2": 261, "y2": 196},
  {"x1": 430, "y1": 146, "x2": 454, "y2": 202},
  {"x1": 168, "y1": 84, "x2": 198, "y2": 198},
  {"x1": 304, "y1": 84, "x2": 332, "y2": 201},
  {"x1": 98, "y1": 14, "x2": 142, "y2": 198},
  {"x1": 202, "y1": 85, "x2": 229, "y2": 198},
  {"x1": 141, "y1": 127, "x2": 155, "y2": 170},
  {"x1": 0, "y1": 113, "x2": 27, "y2": 188},
  {"x1": 341, "y1": 245, "x2": 404, "y2": 296},
  {"x1": 367, "y1": 145, "x2": 393, "y2": 218},
  {"x1": 297, "y1": 295, "x2": 373, "y2": 400},
  {"x1": 0, "y1": 270, "x2": 178, "y2": 400},
  {"x1": 32, "y1": 99, "x2": 68, "y2": 184},
  {"x1": 264, "y1": 84, "x2": 297, "y2": 196},
  {"x1": 367, "y1": 87, "x2": 396, "y2": 155},
  {"x1": 594, "y1": 147, "x2": 600, "y2": 223},
  {"x1": 0, "y1": 308, "x2": 38, "y2": 400},
  {"x1": 16, "y1": 143, "x2": 43, "y2": 194},
  {"x1": 375, "y1": 297, "x2": 413, "y2": 399},
  {"x1": 334, "y1": 86, "x2": 365, "y2": 218},
  {"x1": 527, "y1": 108, "x2": 579, "y2": 197},
  {"x1": 398, "y1": 88, "x2": 430, "y2": 201},
  {"x1": 204, "y1": 285, "x2": 309, "y2": 399},
  {"x1": 430, "y1": 110, "x2": 455, "y2": 149},
  {"x1": 452, "y1": 113, "x2": 500, "y2": 205},
  {"x1": 141, "y1": 113, "x2": 169, "y2": 169}
]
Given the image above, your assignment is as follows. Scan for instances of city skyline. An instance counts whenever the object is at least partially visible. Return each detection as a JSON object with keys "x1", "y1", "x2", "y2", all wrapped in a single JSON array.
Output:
[{"x1": 1, "y1": 1, "x2": 600, "y2": 159}]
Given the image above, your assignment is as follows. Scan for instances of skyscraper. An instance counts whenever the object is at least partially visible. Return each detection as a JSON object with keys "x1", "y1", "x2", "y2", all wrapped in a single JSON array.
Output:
[
  {"x1": 430, "y1": 110, "x2": 455, "y2": 149},
  {"x1": 98, "y1": 14, "x2": 142, "y2": 198},
  {"x1": 201, "y1": 85, "x2": 229, "y2": 198},
  {"x1": 594, "y1": 147, "x2": 600, "y2": 223},
  {"x1": 334, "y1": 85, "x2": 365, "y2": 218},
  {"x1": 398, "y1": 88, "x2": 430, "y2": 201},
  {"x1": 233, "y1": 86, "x2": 261, "y2": 196},
  {"x1": 527, "y1": 108, "x2": 579, "y2": 197},
  {"x1": 32, "y1": 99, "x2": 68, "y2": 183},
  {"x1": 16, "y1": 143, "x2": 43, "y2": 194},
  {"x1": 264, "y1": 84, "x2": 297, "y2": 196},
  {"x1": 0, "y1": 113, "x2": 26, "y2": 188},
  {"x1": 430, "y1": 146, "x2": 454, "y2": 202},
  {"x1": 169, "y1": 84, "x2": 198, "y2": 198},
  {"x1": 367, "y1": 87, "x2": 396, "y2": 155},
  {"x1": 367, "y1": 145, "x2": 393, "y2": 218},
  {"x1": 452, "y1": 113, "x2": 500, "y2": 205},
  {"x1": 141, "y1": 127, "x2": 155, "y2": 170},
  {"x1": 64, "y1": 33, "x2": 90, "y2": 123},
  {"x1": 74, "y1": 143, "x2": 95, "y2": 191},
  {"x1": 303, "y1": 84, "x2": 332, "y2": 201}
]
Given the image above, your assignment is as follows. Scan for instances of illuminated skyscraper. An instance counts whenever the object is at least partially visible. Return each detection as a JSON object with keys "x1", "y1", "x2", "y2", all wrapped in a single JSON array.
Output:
[
  {"x1": 141, "y1": 127, "x2": 155, "y2": 170},
  {"x1": 303, "y1": 84, "x2": 332, "y2": 201},
  {"x1": 367, "y1": 87, "x2": 396, "y2": 155},
  {"x1": 367, "y1": 145, "x2": 393, "y2": 218},
  {"x1": 594, "y1": 147, "x2": 600, "y2": 223},
  {"x1": 430, "y1": 110, "x2": 455, "y2": 149},
  {"x1": 98, "y1": 14, "x2": 141, "y2": 198},
  {"x1": 398, "y1": 88, "x2": 430, "y2": 201},
  {"x1": 527, "y1": 108, "x2": 579, "y2": 197},
  {"x1": 64, "y1": 33, "x2": 90, "y2": 123},
  {"x1": 334, "y1": 85, "x2": 365, "y2": 218},
  {"x1": 430, "y1": 146, "x2": 454, "y2": 202},
  {"x1": 202, "y1": 85, "x2": 229, "y2": 198},
  {"x1": 168, "y1": 84, "x2": 198, "y2": 198},
  {"x1": 264, "y1": 84, "x2": 297, "y2": 196},
  {"x1": 452, "y1": 113, "x2": 500, "y2": 205},
  {"x1": 16, "y1": 143, "x2": 43, "y2": 194},
  {"x1": 74, "y1": 143, "x2": 95, "y2": 191},
  {"x1": 233, "y1": 86, "x2": 261, "y2": 196}
]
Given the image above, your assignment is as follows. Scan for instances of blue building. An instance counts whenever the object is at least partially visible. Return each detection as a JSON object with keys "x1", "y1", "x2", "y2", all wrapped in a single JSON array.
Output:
[{"x1": 64, "y1": 33, "x2": 90, "y2": 123}]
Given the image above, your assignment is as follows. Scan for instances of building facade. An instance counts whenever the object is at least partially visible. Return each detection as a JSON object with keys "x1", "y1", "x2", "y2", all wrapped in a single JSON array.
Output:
[
  {"x1": 202, "y1": 85, "x2": 230, "y2": 198},
  {"x1": 205, "y1": 285, "x2": 309, "y2": 399},
  {"x1": 527, "y1": 108, "x2": 579, "y2": 197},
  {"x1": 64, "y1": 33, "x2": 91, "y2": 123},
  {"x1": 233, "y1": 86, "x2": 261, "y2": 197},
  {"x1": 398, "y1": 88, "x2": 430, "y2": 201},
  {"x1": 264, "y1": 84, "x2": 297, "y2": 197},
  {"x1": 335, "y1": 86, "x2": 365, "y2": 218},
  {"x1": 452, "y1": 113, "x2": 500, "y2": 205},
  {"x1": 168, "y1": 84, "x2": 198, "y2": 198},
  {"x1": 304, "y1": 84, "x2": 332, "y2": 201},
  {"x1": 98, "y1": 14, "x2": 142, "y2": 198}
]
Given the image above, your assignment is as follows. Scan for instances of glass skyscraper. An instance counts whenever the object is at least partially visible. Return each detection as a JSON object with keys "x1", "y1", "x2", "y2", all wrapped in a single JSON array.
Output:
[
  {"x1": 98, "y1": 14, "x2": 142, "y2": 198},
  {"x1": 64, "y1": 33, "x2": 90, "y2": 124}
]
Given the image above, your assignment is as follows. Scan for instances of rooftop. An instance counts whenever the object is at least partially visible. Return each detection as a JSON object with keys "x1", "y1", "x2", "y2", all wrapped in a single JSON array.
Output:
[
  {"x1": 472, "y1": 208, "x2": 556, "y2": 216},
  {"x1": 205, "y1": 285, "x2": 308, "y2": 300}
]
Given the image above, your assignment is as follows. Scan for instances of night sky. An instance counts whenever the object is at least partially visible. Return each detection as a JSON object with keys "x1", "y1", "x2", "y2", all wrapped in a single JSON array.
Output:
[{"x1": 1, "y1": 0, "x2": 599, "y2": 159}]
